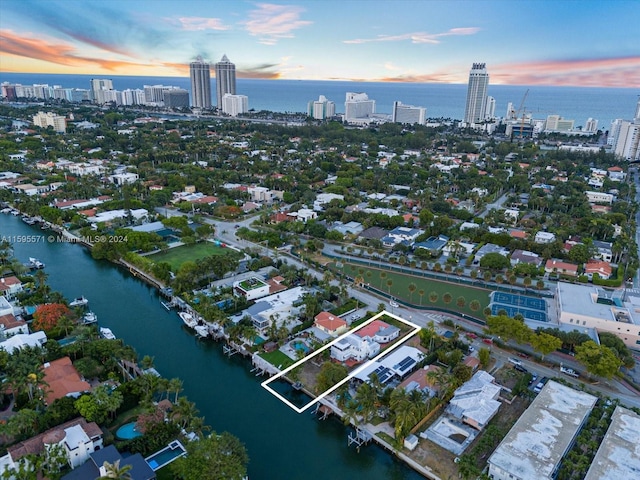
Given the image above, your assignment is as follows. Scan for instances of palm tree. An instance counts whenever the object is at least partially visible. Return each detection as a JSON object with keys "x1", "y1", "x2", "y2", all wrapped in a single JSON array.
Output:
[
  {"x1": 442, "y1": 292, "x2": 452, "y2": 305},
  {"x1": 98, "y1": 460, "x2": 132, "y2": 480},
  {"x1": 469, "y1": 300, "x2": 481, "y2": 312},
  {"x1": 456, "y1": 296, "x2": 466, "y2": 308},
  {"x1": 418, "y1": 289, "x2": 425, "y2": 306},
  {"x1": 408, "y1": 283, "x2": 417, "y2": 303},
  {"x1": 168, "y1": 377, "x2": 183, "y2": 403},
  {"x1": 386, "y1": 278, "x2": 393, "y2": 295},
  {"x1": 428, "y1": 291, "x2": 438, "y2": 303},
  {"x1": 379, "y1": 271, "x2": 387, "y2": 289}
]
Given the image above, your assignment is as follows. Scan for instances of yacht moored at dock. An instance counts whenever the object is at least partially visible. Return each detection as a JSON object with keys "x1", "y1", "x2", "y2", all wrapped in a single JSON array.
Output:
[
  {"x1": 28, "y1": 257, "x2": 45, "y2": 269},
  {"x1": 100, "y1": 327, "x2": 116, "y2": 340},
  {"x1": 178, "y1": 311, "x2": 198, "y2": 329},
  {"x1": 70, "y1": 296, "x2": 89, "y2": 307},
  {"x1": 81, "y1": 311, "x2": 98, "y2": 324}
]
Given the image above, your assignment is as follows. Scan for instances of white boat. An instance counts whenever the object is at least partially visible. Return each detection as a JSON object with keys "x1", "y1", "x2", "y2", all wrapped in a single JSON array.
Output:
[
  {"x1": 70, "y1": 296, "x2": 88, "y2": 307},
  {"x1": 0, "y1": 208, "x2": 11, "y2": 214},
  {"x1": 82, "y1": 311, "x2": 98, "y2": 324},
  {"x1": 178, "y1": 311, "x2": 198, "y2": 328},
  {"x1": 28, "y1": 257, "x2": 45, "y2": 269},
  {"x1": 194, "y1": 324, "x2": 209, "y2": 338},
  {"x1": 100, "y1": 327, "x2": 116, "y2": 340}
]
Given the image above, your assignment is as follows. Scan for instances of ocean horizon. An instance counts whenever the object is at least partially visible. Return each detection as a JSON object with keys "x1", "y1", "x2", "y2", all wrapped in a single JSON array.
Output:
[{"x1": 1, "y1": 72, "x2": 638, "y2": 127}]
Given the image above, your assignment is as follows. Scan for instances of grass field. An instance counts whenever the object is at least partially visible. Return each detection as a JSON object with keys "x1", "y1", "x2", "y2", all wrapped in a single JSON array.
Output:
[
  {"x1": 338, "y1": 263, "x2": 491, "y2": 318},
  {"x1": 148, "y1": 242, "x2": 241, "y2": 271}
]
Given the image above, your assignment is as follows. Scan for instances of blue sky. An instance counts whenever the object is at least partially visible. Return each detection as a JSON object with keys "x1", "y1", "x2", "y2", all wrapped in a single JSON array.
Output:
[{"x1": 1, "y1": 0, "x2": 639, "y2": 86}]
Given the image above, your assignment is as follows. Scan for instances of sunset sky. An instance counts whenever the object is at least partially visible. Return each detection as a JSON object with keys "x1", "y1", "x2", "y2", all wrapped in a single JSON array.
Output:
[{"x1": 1, "y1": 0, "x2": 639, "y2": 87}]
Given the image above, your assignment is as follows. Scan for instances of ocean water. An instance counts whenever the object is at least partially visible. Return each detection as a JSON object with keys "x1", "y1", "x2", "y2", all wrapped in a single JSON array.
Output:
[{"x1": 1, "y1": 72, "x2": 638, "y2": 127}]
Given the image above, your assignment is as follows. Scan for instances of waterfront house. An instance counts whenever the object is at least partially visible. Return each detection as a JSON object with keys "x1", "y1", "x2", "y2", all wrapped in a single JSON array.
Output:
[
  {"x1": 1, "y1": 418, "x2": 103, "y2": 473},
  {"x1": 61, "y1": 444, "x2": 155, "y2": 480},
  {"x1": 330, "y1": 335, "x2": 380, "y2": 363},
  {"x1": 43, "y1": 357, "x2": 91, "y2": 404},
  {"x1": 0, "y1": 275, "x2": 23, "y2": 300},
  {"x1": 313, "y1": 312, "x2": 348, "y2": 337},
  {"x1": 0, "y1": 331, "x2": 47, "y2": 354},
  {"x1": 355, "y1": 319, "x2": 400, "y2": 344},
  {"x1": 233, "y1": 277, "x2": 270, "y2": 301},
  {"x1": 0, "y1": 312, "x2": 28, "y2": 337}
]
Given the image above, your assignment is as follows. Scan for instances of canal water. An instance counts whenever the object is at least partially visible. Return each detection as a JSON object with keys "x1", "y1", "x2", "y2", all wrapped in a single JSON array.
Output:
[{"x1": 1, "y1": 215, "x2": 424, "y2": 480}]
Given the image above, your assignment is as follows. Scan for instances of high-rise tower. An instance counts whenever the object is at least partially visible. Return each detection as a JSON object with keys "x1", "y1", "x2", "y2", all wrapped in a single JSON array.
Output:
[
  {"x1": 215, "y1": 54, "x2": 236, "y2": 109},
  {"x1": 190, "y1": 56, "x2": 211, "y2": 109},
  {"x1": 463, "y1": 63, "x2": 489, "y2": 126}
]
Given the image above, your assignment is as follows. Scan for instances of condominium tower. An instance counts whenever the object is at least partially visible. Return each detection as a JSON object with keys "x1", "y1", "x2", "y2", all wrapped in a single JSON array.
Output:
[
  {"x1": 190, "y1": 57, "x2": 212, "y2": 109},
  {"x1": 463, "y1": 63, "x2": 489, "y2": 126},
  {"x1": 215, "y1": 54, "x2": 236, "y2": 109}
]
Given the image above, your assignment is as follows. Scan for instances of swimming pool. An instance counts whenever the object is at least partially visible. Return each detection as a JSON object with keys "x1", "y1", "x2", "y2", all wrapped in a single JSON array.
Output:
[
  {"x1": 145, "y1": 440, "x2": 186, "y2": 471},
  {"x1": 292, "y1": 340, "x2": 310, "y2": 353},
  {"x1": 115, "y1": 422, "x2": 142, "y2": 440}
]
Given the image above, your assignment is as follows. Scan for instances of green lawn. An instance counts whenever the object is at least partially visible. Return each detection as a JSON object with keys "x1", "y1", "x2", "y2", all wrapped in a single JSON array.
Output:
[
  {"x1": 259, "y1": 349, "x2": 294, "y2": 369},
  {"x1": 338, "y1": 263, "x2": 491, "y2": 318},
  {"x1": 148, "y1": 242, "x2": 241, "y2": 271}
]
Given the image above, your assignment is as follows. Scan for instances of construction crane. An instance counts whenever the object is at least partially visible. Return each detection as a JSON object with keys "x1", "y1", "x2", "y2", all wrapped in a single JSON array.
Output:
[{"x1": 511, "y1": 89, "x2": 529, "y2": 142}]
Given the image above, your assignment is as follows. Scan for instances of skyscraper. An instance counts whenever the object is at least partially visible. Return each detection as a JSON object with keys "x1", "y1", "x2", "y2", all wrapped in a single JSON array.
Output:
[
  {"x1": 90, "y1": 78, "x2": 113, "y2": 104},
  {"x1": 308, "y1": 95, "x2": 336, "y2": 120},
  {"x1": 215, "y1": 54, "x2": 236, "y2": 109},
  {"x1": 463, "y1": 63, "x2": 489, "y2": 126},
  {"x1": 344, "y1": 92, "x2": 375, "y2": 123},
  {"x1": 190, "y1": 56, "x2": 211, "y2": 109}
]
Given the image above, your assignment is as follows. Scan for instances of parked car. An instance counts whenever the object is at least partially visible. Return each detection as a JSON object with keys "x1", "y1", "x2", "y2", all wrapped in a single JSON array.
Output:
[
  {"x1": 514, "y1": 364, "x2": 527, "y2": 373},
  {"x1": 508, "y1": 357, "x2": 523, "y2": 367},
  {"x1": 517, "y1": 352, "x2": 530, "y2": 359},
  {"x1": 560, "y1": 366, "x2": 580, "y2": 378}
]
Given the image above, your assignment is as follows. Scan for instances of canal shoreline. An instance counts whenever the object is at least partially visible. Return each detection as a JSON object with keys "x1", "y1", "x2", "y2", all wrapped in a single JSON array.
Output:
[{"x1": 9, "y1": 212, "x2": 439, "y2": 479}]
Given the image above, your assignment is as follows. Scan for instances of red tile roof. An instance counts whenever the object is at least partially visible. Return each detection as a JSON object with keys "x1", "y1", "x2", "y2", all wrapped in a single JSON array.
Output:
[
  {"x1": 43, "y1": 357, "x2": 91, "y2": 404},
  {"x1": 314, "y1": 312, "x2": 347, "y2": 332},
  {"x1": 356, "y1": 320, "x2": 390, "y2": 338}
]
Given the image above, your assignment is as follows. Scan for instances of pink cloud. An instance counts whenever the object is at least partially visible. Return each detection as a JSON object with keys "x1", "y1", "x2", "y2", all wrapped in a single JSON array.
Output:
[
  {"x1": 491, "y1": 57, "x2": 640, "y2": 87},
  {"x1": 344, "y1": 27, "x2": 480, "y2": 45},
  {"x1": 177, "y1": 17, "x2": 230, "y2": 31},
  {"x1": 243, "y1": 3, "x2": 312, "y2": 45}
]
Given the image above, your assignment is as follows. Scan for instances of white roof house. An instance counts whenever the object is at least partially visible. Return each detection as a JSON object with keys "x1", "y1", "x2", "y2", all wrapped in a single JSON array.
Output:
[
  {"x1": 0, "y1": 331, "x2": 47, "y2": 354},
  {"x1": 331, "y1": 335, "x2": 380, "y2": 363},
  {"x1": 446, "y1": 370, "x2": 502, "y2": 430},
  {"x1": 534, "y1": 231, "x2": 556, "y2": 244},
  {"x1": 584, "y1": 406, "x2": 640, "y2": 480},
  {"x1": 488, "y1": 381, "x2": 597, "y2": 480}
]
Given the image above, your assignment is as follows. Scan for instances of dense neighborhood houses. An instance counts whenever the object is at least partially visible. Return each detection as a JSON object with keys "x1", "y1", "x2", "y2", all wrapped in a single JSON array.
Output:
[{"x1": 1, "y1": 95, "x2": 640, "y2": 480}]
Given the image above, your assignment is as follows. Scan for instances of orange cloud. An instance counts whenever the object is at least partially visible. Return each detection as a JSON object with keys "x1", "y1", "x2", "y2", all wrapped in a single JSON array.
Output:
[
  {"x1": 243, "y1": 3, "x2": 312, "y2": 45},
  {"x1": 237, "y1": 69, "x2": 281, "y2": 80},
  {"x1": 0, "y1": 29, "x2": 173, "y2": 74}
]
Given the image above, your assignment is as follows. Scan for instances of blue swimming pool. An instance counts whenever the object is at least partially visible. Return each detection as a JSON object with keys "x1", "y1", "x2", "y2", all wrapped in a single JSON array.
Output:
[
  {"x1": 145, "y1": 440, "x2": 186, "y2": 471},
  {"x1": 293, "y1": 341, "x2": 310, "y2": 353},
  {"x1": 115, "y1": 422, "x2": 142, "y2": 440}
]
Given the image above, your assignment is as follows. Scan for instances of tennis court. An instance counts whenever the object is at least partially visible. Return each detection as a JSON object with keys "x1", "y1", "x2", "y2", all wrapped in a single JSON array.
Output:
[
  {"x1": 490, "y1": 304, "x2": 548, "y2": 322},
  {"x1": 490, "y1": 292, "x2": 546, "y2": 311}
]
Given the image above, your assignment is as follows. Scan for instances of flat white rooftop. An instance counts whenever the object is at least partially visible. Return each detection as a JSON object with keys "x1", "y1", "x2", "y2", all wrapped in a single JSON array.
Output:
[
  {"x1": 488, "y1": 380, "x2": 597, "y2": 480},
  {"x1": 584, "y1": 406, "x2": 640, "y2": 480},
  {"x1": 557, "y1": 283, "x2": 640, "y2": 326}
]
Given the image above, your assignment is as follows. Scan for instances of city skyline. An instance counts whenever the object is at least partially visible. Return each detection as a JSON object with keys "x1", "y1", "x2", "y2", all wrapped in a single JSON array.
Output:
[{"x1": 1, "y1": 0, "x2": 639, "y2": 88}]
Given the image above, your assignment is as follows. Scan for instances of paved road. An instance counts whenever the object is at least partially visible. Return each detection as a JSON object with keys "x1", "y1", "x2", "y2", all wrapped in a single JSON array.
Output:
[{"x1": 159, "y1": 208, "x2": 640, "y2": 408}]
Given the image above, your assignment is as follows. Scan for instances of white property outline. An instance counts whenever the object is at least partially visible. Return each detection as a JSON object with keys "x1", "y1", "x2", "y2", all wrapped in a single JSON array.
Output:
[{"x1": 261, "y1": 310, "x2": 422, "y2": 413}]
